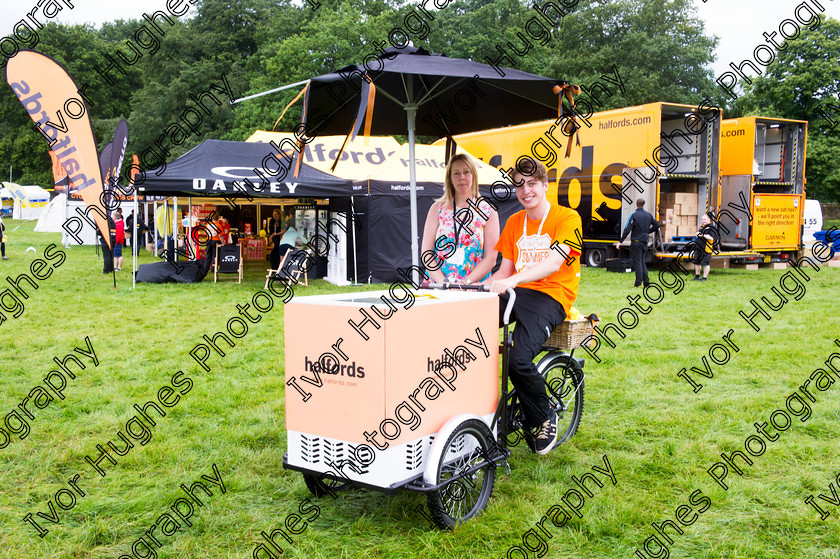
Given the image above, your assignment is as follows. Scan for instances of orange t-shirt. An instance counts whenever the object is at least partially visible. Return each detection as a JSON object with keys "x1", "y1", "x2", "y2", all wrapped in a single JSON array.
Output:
[
  {"x1": 218, "y1": 221, "x2": 230, "y2": 242},
  {"x1": 495, "y1": 205, "x2": 582, "y2": 314},
  {"x1": 210, "y1": 220, "x2": 230, "y2": 243}
]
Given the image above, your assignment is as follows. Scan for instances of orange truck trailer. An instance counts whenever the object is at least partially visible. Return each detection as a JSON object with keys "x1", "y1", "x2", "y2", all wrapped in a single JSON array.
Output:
[
  {"x1": 442, "y1": 102, "x2": 724, "y2": 267},
  {"x1": 718, "y1": 116, "x2": 807, "y2": 263}
]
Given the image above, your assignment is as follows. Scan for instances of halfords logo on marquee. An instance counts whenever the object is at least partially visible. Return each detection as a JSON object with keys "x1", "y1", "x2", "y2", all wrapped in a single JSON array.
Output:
[{"x1": 304, "y1": 356, "x2": 366, "y2": 378}]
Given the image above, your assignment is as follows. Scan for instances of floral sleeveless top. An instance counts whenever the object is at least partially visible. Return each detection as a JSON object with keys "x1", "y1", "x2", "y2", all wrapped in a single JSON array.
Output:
[{"x1": 434, "y1": 200, "x2": 494, "y2": 282}]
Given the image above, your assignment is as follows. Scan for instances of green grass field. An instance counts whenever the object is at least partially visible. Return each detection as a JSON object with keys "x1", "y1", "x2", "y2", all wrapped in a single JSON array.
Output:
[
  {"x1": 1, "y1": 218, "x2": 839, "y2": 559},
  {"x1": 823, "y1": 218, "x2": 840, "y2": 231}
]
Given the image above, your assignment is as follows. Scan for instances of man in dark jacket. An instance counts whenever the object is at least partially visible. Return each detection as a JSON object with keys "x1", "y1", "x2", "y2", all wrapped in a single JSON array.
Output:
[
  {"x1": 134, "y1": 210, "x2": 149, "y2": 251},
  {"x1": 126, "y1": 211, "x2": 134, "y2": 248},
  {"x1": 616, "y1": 198, "x2": 660, "y2": 287},
  {"x1": 98, "y1": 216, "x2": 117, "y2": 274}
]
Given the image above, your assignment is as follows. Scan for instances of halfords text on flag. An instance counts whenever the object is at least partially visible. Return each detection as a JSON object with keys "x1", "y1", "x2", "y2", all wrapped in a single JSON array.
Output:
[{"x1": 4, "y1": 50, "x2": 110, "y2": 246}]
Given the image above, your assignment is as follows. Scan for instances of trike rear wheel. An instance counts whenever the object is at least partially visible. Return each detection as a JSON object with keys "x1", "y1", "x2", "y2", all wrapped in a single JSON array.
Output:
[
  {"x1": 503, "y1": 354, "x2": 585, "y2": 451},
  {"x1": 426, "y1": 419, "x2": 496, "y2": 529},
  {"x1": 538, "y1": 353, "x2": 584, "y2": 447}
]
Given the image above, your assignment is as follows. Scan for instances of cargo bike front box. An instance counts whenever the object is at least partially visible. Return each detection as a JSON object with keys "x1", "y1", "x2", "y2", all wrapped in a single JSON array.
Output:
[{"x1": 283, "y1": 290, "x2": 503, "y2": 501}]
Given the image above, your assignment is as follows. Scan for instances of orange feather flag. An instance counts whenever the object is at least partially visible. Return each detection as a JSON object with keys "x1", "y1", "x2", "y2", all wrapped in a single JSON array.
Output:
[{"x1": 5, "y1": 51, "x2": 110, "y2": 247}]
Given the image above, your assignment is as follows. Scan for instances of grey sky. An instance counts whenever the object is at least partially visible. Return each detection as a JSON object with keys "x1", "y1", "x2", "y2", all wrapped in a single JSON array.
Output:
[
  {"x1": 0, "y1": 0, "x2": 193, "y2": 34},
  {"x1": 2, "y1": 0, "x2": 839, "y2": 78},
  {"x1": 696, "y1": 0, "x2": 839, "y2": 76}
]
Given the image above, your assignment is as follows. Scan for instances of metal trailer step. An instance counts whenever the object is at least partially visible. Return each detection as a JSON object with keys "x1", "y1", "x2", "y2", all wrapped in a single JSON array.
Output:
[{"x1": 653, "y1": 250, "x2": 763, "y2": 260}]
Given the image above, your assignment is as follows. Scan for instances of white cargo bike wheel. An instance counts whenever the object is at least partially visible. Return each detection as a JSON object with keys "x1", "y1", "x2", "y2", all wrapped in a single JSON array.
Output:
[{"x1": 423, "y1": 414, "x2": 497, "y2": 529}]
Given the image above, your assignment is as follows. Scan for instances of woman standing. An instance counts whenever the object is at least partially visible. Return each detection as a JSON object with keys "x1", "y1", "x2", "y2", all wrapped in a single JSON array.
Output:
[
  {"x1": 268, "y1": 209, "x2": 285, "y2": 269},
  {"x1": 421, "y1": 153, "x2": 499, "y2": 284}
]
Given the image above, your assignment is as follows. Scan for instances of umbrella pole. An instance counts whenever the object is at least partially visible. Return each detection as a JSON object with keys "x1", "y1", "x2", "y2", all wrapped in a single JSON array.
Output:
[
  {"x1": 164, "y1": 202, "x2": 168, "y2": 260},
  {"x1": 154, "y1": 202, "x2": 159, "y2": 258},
  {"x1": 133, "y1": 187, "x2": 137, "y2": 290},
  {"x1": 63, "y1": 190, "x2": 68, "y2": 247},
  {"x1": 351, "y1": 197, "x2": 358, "y2": 285},
  {"x1": 174, "y1": 196, "x2": 178, "y2": 262},
  {"x1": 407, "y1": 105, "x2": 419, "y2": 286},
  {"x1": 144, "y1": 201, "x2": 148, "y2": 251}
]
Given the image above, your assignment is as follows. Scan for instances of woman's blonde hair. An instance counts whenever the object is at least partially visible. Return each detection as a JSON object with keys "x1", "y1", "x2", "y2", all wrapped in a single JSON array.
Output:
[{"x1": 438, "y1": 153, "x2": 479, "y2": 206}]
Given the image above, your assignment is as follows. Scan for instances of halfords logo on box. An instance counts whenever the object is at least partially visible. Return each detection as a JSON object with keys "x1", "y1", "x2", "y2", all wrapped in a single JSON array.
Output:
[
  {"x1": 427, "y1": 349, "x2": 474, "y2": 373},
  {"x1": 304, "y1": 356, "x2": 365, "y2": 378}
]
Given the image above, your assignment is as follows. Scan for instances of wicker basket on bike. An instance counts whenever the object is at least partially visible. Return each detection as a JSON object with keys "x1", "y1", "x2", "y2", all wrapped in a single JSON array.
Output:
[{"x1": 545, "y1": 312, "x2": 600, "y2": 349}]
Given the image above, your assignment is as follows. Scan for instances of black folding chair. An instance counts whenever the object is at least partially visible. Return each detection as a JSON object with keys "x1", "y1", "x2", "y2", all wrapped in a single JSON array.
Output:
[{"x1": 214, "y1": 244, "x2": 243, "y2": 284}]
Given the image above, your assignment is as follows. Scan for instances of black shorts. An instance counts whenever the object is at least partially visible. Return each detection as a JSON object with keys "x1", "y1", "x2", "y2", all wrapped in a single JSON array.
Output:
[{"x1": 693, "y1": 251, "x2": 711, "y2": 266}]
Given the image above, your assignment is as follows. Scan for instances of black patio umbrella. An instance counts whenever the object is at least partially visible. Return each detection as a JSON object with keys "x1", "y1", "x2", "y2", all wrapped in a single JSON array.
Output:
[
  {"x1": 259, "y1": 46, "x2": 576, "y2": 277},
  {"x1": 298, "y1": 47, "x2": 575, "y2": 276}
]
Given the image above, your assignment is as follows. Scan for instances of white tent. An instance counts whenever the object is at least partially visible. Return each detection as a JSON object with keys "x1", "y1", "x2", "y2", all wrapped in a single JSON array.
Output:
[
  {"x1": 35, "y1": 193, "x2": 100, "y2": 246},
  {"x1": 36, "y1": 193, "x2": 104, "y2": 248},
  {"x1": 34, "y1": 193, "x2": 66, "y2": 233},
  {"x1": 1, "y1": 183, "x2": 50, "y2": 219},
  {"x1": 0, "y1": 189, "x2": 12, "y2": 217},
  {"x1": 36, "y1": 194, "x2": 141, "y2": 246}
]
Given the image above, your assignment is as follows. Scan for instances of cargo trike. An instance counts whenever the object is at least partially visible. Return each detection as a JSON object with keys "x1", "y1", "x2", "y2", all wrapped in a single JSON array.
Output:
[{"x1": 283, "y1": 283, "x2": 587, "y2": 529}]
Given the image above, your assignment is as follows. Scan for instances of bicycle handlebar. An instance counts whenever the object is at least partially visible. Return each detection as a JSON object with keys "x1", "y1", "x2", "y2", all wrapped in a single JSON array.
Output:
[
  {"x1": 502, "y1": 288, "x2": 516, "y2": 325},
  {"x1": 421, "y1": 281, "x2": 488, "y2": 291},
  {"x1": 420, "y1": 281, "x2": 517, "y2": 326}
]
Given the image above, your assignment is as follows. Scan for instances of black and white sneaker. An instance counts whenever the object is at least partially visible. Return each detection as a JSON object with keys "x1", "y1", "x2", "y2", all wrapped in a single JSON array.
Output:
[{"x1": 533, "y1": 415, "x2": 558, "y2": 455}]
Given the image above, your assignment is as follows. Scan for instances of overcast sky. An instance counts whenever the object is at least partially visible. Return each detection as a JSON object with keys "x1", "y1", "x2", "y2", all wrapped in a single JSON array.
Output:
[{"x1": 2, "y1": 0, "x2": 839, "y2": 78}]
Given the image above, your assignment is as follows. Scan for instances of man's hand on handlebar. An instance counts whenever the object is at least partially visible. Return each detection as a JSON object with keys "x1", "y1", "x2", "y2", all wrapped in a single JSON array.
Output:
[
  {"x1": 420, "y1": 280, "x2": 516, "y2": 323},
  {"x1": 420, "y1": 280, "x2": 489, "y2": 291},
  {"x1": 488, "y1": 277, "x2": 518, "y2": 294}
]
